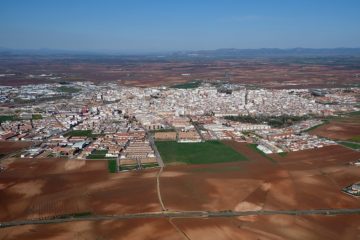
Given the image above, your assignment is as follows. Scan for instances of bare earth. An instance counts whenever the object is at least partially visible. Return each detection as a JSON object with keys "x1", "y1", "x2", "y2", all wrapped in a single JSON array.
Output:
[
  {"x1": 310, "y1": 115, "x2": 360, "y2": 140},
  {"x1": 0, "y1": 141, "x2": 32, "y2": 155},
  {"x1": 0, "y1": 143, "x2": 360, "y2": 239}
]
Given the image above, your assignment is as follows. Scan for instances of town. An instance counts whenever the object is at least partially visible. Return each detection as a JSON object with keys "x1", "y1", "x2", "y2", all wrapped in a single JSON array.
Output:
[{"x1": 1, "y1": 82, "x2": 359, "y2": 173}]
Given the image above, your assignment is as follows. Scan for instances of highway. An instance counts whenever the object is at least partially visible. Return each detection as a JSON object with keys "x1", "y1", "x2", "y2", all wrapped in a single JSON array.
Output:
[{"x1": 1, "y1": 208, "x2": 360, "y2": 229}]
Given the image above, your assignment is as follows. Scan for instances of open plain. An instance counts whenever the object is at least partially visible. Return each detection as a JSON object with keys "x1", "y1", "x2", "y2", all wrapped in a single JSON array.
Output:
[
  {"x1": 1, "y1": 142, "x2": 360, "y2": 239},
  {"x1": 1, "y1": 55, "x2": 360, "y2": 88},
  {"x1": 0, "y1": 141, "x2": 32, "y2": 156},
  {"x1": 310, "y1": 115, "x2": 360, "y2": 141}
]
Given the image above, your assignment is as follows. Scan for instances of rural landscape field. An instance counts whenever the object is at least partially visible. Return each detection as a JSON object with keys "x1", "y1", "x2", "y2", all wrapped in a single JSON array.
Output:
[{"x1": 1, "y1": 140, "x2": 360, "y2": 239}]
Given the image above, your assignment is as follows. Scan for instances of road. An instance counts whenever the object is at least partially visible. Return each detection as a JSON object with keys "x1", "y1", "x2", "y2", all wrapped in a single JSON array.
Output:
[
  {"x1": 156, "y1": 167, "x2": 166, "y2": 211},
  {"x1": 146, "y1": 130, "x2": 164, "y2": 167},
  {"x1": 1, "y1": 208, "x2": 360, "y2": 229}
]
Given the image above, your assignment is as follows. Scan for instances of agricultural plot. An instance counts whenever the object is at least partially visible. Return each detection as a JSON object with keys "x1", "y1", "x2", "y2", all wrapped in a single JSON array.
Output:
[
  {"x1": 155, "y1": 141, "x2": 247, "y2": 164},
  {"x1": 87, "y1": 150, "x2": 117, "y2": 163},
  {"x1": 0, "y1": 158, "x2": 161, "y2": 222},
  {"x1": 160, "y1": 143, "x2": 360, "y2": 213},
  {"x1": 0, "y1": 141, "x2": 32, "y2": 155},
  {"x1": 0, "y1": 115, "x2": 17, "y2": 123},
  {"x1": 65, "y1": 130, "x2": 96, "y2": 138},
  {"x1": 310, "y1": 115, "x2": 360, "y2": 141},
  {"x1": 107, "y1": 159, "x2": 117, "y2": 173},
  {"x1": 338, "y1": 141, "x2": 360, "y2": 150},
  {"x1": 56, "y1": 86, "x2": 80, "y2": 93},
  {"x1": 171, "y1": 80, "x2": 201, "y2": 89}
]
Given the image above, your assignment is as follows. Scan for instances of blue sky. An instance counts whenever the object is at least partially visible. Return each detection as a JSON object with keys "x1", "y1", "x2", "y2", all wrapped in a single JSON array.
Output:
[{"x1": 0, "y1": 0, "x2": 359, "y2": 52}]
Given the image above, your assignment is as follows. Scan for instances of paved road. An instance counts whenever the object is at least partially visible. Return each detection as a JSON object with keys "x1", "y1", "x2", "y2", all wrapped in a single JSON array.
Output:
[{"x1": 1, "y1": 208, "x2": 360, "y2": 229}]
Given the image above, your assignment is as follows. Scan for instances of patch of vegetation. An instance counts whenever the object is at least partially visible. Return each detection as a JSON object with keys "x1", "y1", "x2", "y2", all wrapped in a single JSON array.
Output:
[
  {"x1": 87, "y1": 150, "x2": 116, "y2": 160},
  {"x1": 278, "y1": 152, "x2": 288, "y2": 157},
  {"x1": 346, "y1": 110, "x2": 360, "y2": 116},
  {"x1": 338, "y1": 142, "x2": 360, "y2": 150},
  {"x1": 141, "y1": 162, "x2": 159, "y2": 168},
  {"x1": 0, "y1": 115, "x2": 17, "y2": 123},
  {"x1": 119, "y1": 162, "x2": 159, "y2": 171},
  {"x1": 108, "y1": 159, "x2": 117, "y2": 173},
  {"x1": 120, "y1": 164, "x2": 138, "y2": 171},
  {"x1": 155, "y1": 141, "x2": 247, "y2": 164},
  {"x1": 171, "y1": 81, "x2": 201, "y2": 89},
  {"x1": 32, "y1": 114, "x2": 43, "y2": 120},
  {"x1": 56, "y1": 86, "x2": 80, "y2": 93},
  {"x1": 349, "y1": 136, "x2": 360, "y2": 143},
  {"x1": 224, "y1": 115, "x2": 309, "y2": 128},
  {"x1": 65, "y1": 130, "x2": 95, "y2": 138},
  {"x1": 248, "y1": 144, "x2": 277, "y2": 163}
]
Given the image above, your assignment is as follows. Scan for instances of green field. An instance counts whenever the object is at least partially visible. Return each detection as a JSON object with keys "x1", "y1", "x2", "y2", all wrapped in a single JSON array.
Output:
[
  {"x1": 338, "y1": 142, "x2": 360, "y2": 150},
  {"x1": 349, "y1": 136, "x2": 360, "y2": 143},
  {"x1": 65, "y1": 130, "x2": 96, "y2": 138},
  {"x1": 32, "y1": 114, "x2": 43, "y2": 120},
  {"x1": 278, "y1": 152, "x2": 288, "y2": 157},
  {"x1": 171, "y1": 81, "x2": 201, "y2": 89},
  {"x1": 108, "y1": 159, "x2": 117, "y2": 173},
  {"x1": 87, "y1": 150, "x2": 116, "y2": 160},
  {"x1": 56, "y1": 86, "x2": 80, "y2": 93},
  {"x1": 346, "y1": 110, "x2": 360, "y2": 116},
  {"x1": 0, "y1": 115, "x2": 17, "y2": 123},
  {"x1": 155, "y1": 141, "x2": 247, "y2": 164}
]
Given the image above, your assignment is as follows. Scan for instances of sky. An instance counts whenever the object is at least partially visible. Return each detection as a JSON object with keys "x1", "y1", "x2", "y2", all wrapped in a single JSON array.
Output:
[{"x1": 0, "y1": 0, "x2": 360, "y2": 52}]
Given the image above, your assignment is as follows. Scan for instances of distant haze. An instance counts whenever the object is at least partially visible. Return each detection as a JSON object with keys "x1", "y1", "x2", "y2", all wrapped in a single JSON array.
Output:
[{"x1": 1, "y1": 0, "x2": 360, "y2": 52}]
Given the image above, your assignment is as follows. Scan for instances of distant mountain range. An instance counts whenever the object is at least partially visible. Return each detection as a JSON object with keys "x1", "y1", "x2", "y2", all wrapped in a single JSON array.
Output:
[
  {"x1": 175, "y1": 48, "x2": 360, "y2": 58},
  {"x1": 1, "y1": 47, "x2": 360, "y2": 58}
]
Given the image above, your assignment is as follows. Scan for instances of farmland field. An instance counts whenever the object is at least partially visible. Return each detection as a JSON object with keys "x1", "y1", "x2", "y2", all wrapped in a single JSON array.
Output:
[
  {"x1": 1, "y1": 143, "x2": 360, "y2": 239},
  {"x1": 160, "y1": 143, "x2": 360, "y2": 212},
  {"x1": 0, "y1": 141, "x2": 32, "y2": 155},
  {"x1": 0, "y1": 115, "x2": 17, "y2": 123},
  {"x1": 65, "y1": 130, "x2": 94, "y2": 138},
  {"x1": 0, "y1": 158, "x2": 161, "y2": 222},
  {"x1": 170, "y1": 80, "x2": 201, "y2": 89},
  {"x1": 310, "y1": 115, "x2": 360, "y2": 141},
  {"x1": 155, "y1": 141, "x2": 247, "y2": 164}
]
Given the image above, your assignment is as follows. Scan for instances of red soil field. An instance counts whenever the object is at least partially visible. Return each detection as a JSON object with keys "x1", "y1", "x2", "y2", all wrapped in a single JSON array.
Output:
[
  {"x1": 174, "y1": 215, "x2": 360, "y2": 240},
  {"x1": 0, "y1": 219, "x2": 183, "y2": 240},
  {"x1": 0, "y1": 141, "x2": 32, "y2": 155},
  {"x1": 160, "y1": 143, "x2": 360, "y2": 212},
  {"x1": 1, "y1": 142, "x2": 359, "y2": 239},
  {"x1": 0, "y1": 158, "x2": 161, "y2": 222},
  {"x1": 310, "y1": 115, "x2": 360, "y2": 140}
]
